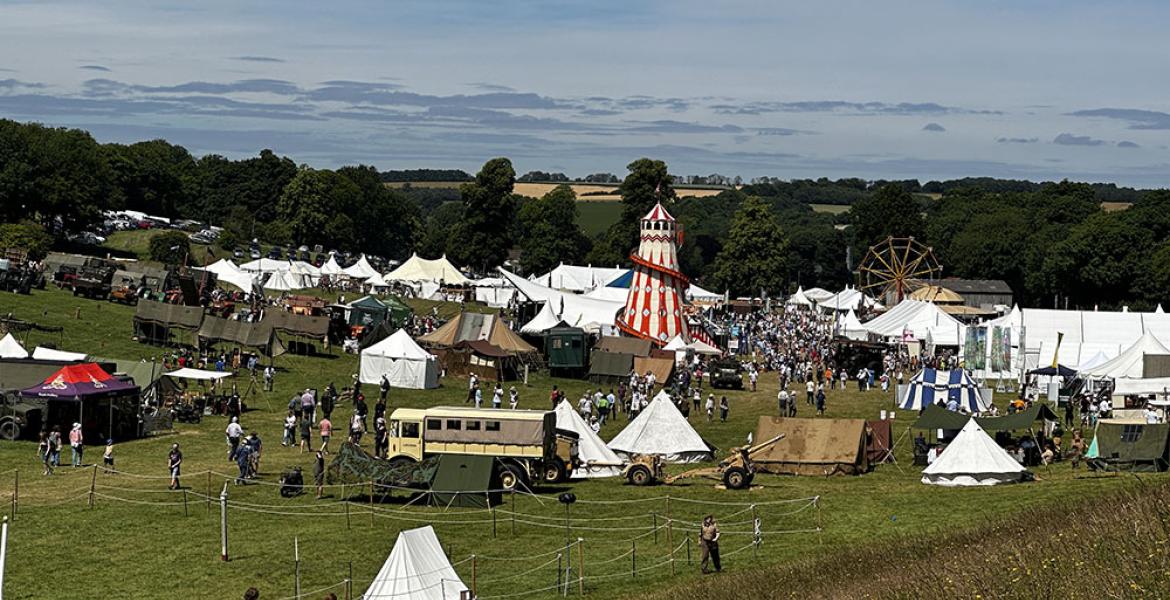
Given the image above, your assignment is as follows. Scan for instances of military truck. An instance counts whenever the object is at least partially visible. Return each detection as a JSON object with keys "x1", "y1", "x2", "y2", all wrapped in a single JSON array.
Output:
[
  {"x1": 0, "y1": 390, "x2": 45, "y2": 440},
  {"x1": 71, "y1": 265, "x2": 115, "y2": 299},
  {"x1": 709, "y1": 358, "x2": 744, "y2": 389},
  {"x1": 386, "y1": 407, "x2": 579, "y2": 490}
]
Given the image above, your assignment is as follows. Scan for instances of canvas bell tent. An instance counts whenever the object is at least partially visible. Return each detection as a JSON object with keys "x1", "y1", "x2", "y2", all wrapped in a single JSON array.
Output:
[
  {"x1": 361, "y1": 525, "x2": 468, "y2": 600},
  {"x1": 921, "y1": 419, "x2": 1029, "y2": 486},
  {"x1": 607, "y1": 391, "x2": 714, "y2": 463},
  {"x1": 555, "y1": 400, "x2": 623, "y2": 478},
  {"x1": 360, "y1": 329, "x2": 440, "y2": 389}
]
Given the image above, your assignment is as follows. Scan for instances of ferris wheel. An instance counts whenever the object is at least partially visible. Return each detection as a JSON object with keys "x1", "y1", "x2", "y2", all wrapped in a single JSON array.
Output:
[{"x1": 856, "y1": 236, "x2": 942, "y2": 304}]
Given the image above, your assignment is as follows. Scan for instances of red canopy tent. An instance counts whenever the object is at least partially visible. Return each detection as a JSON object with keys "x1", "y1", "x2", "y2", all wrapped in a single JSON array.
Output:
[{"x1": 20, "y1": 363, "x2": 141, "y2": 440}]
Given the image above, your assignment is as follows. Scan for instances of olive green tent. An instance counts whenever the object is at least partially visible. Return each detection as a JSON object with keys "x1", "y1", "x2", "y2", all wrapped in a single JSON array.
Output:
[
  {"x1": 428, "y1": 454, "x2": 500, "y2": 509},
  {"x1": 347, "y1": 296, "x2": 412, "y2": 329},
  {"x1": 1089, "y1": 422, "x2": 1170, "y2": 472},
  {"x1": 197, "y1": 316, "x2": 284, "y2": 356},
  {"x1": 912, "y1": 403, "x2": 1059, "y2": 432},
  {"x1": 588, "y1": 350, "x2": 633, "y2": 385},
  {"x1": 133, "y1": 300, "x2": 205, "y2": 344}
]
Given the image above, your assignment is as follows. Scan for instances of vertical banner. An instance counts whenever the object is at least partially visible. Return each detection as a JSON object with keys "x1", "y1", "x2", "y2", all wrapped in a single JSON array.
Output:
[
  {"x1": 964, "y1": 327, "x2": 979, "y2": 367},
  {"x1": 990, "y1": 327, "x2": 1007, "y2": 372},
  {"x1": 1001, "y1": 327, "x2": 1012, "y2": 373},
  {"x1": 965, "y1": 326, "x2": 988, "y2": 370}
]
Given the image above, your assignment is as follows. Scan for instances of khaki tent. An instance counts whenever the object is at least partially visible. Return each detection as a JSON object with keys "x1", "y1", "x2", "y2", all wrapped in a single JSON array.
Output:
[
  {"x1": 1089, "y1": 422, "x2": 1170, "y2": 472},
  {"x1": 264, "y1": 310, "x2": 330, "y2": 340},
  {"x1": 437, "y1": 340, "x2": 516, "y2": 382},
  {"x1": 133, "y1": 300, "x2": 205, "y2": 344},
  {"x1": 589, "y1": 350, "x2": 633, "y2": 385},
  {"x1": 594, "y1": 336, "x2": 652, "y2": 357},
  {"x1": 197, "y1": 317, "x2": 282, "y2": 356},
  {"x1": 418, "y1": 312, "x2": 536, "y2": 355},
  {"x1": 634, "y1": 355, "x2": 674, "y2": 386},
  {"x1": 752, "y1": 417, "x2": 869, "y2": 476}
]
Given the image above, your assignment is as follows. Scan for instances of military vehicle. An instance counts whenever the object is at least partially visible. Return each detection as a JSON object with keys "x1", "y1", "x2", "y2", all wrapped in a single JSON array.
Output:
[
  {"x1": 0, "y1": 391, "x2": 45, "y2": 440},
  {"x1": 709, "y1": 358, "x2": 744, "y2": 389}
]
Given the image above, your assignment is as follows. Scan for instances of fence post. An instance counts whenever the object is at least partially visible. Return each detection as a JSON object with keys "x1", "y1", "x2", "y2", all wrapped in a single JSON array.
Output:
[
  {"x1": 577, "y1": 538, "x2": 584, "y2": 596},
  {"x1": 631, "y1": 540, "x2": 636, "y2": 578},
  {"x1": 665, "y1": 496, "x2": 672, "y2": 554},
  {"x1": 294, "y1": 537, "x2": 301, "y2": 600},
  {"x1": 510, "y1": 489, "x2": 516, "y2": 535},
  {"x1": 368, "y1": 480, "x2": 374, "y2": 526},
  {"x1": 346, "y1": 561, "x2": 353, "y2": 600},
  {"x1": 686, "y1": 537, "x2": 692, "y2": 565},
  {"x1": 88, "y1": 464, "x2": 97, "y2": 509},
  {"x1": 206, "y1": 471, "x2": 212, "y2": 514},
  {"x1": 345, "y1": 499, "x2": 351, "y2": 529},
  {"x1": 13, "y1": 469, "x2": 18, "y2": 518},
  {"x1": 556, "y1": 552, "x2": 562, "y2": 591},
  {"x1": 471, "y1": 555, "x2": 478, "y2": 599},
  {"x1": 220, "y1": 483, "x2": 230, "y2": 561}
]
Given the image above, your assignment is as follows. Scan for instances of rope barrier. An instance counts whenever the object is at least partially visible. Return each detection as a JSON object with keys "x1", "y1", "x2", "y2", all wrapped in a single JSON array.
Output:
[
  {"x1": 273, "y1": 579, "x2": 348, "y2": 600},
  {"x1": 477, "y1": 554, "x2": 563, "y2": 584}
]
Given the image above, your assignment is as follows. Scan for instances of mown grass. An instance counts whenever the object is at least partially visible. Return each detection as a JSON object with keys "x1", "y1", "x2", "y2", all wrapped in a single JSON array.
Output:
[
  {"x1": 576, "y1": 202, "x2": 623, "y2": 237},
  {"x1": 0, "y1": 286, "x2": 1154, "y2": 599},
  {"x1": 101, "y1": 229, "x2": 166, "y2": 260}
]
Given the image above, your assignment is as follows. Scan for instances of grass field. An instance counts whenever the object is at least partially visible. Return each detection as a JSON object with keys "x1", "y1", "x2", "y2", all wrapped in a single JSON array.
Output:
[
  {"x1": 385, "y1": 181, "x2": 728, "y2": 202},
  {"x1": 808, "y1": 204, "x2": 851, "y2": 215},
  {"x1": 576, "y1": 202, "x2": 623, "y2": 237},
  {"x1": 0, "y1": 287, "x2": 1152, "y2": 599},
  {"x1": 102, "y1": 229, "x2": 167, "y2": 259}
]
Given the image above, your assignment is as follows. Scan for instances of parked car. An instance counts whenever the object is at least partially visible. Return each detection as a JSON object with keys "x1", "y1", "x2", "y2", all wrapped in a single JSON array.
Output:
[
  {"x1": 250, "y1": 248, "x2": 261, "y2": 259},
  {"x1": 232, "y1": 249, "x2": 245, "y2": 259},
  {"x1": 268, "y1": 246, "x2": 283, "y2": 260}
]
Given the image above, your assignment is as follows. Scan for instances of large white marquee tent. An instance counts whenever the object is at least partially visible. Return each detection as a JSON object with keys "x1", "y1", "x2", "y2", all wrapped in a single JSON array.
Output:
[
  {"x1": 498, "y1": 268, "x2": 621, "y2": 334},
  {"x1": 864, "y1": 300, "x2": 966, "y2": 346},
  {"x1": 385, "y1": 253, "x2": 469, "y2": 285},
  {"x1": 359, "y1": 329, "x2": 440, "y2": 389}
]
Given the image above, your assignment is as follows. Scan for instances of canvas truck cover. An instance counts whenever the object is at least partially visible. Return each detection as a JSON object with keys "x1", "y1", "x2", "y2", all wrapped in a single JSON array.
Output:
[
  {"x1": 753, "y1": 417, "x2": 869, "y2": 475},
  {"x1": 424, "y1": 411, "x2": 550, "y2": 447},
  {"x1": 134, "y1": 300, "x2": 204, "y2": 330},
  {"x1": 1091, "y1": 422, "x2": 1170, "y2": 472}
]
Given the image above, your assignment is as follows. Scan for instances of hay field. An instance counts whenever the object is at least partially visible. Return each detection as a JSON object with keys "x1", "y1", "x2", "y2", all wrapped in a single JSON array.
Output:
[{"x1": 386, "y1": 181, "x2": 728, "y2": 202}]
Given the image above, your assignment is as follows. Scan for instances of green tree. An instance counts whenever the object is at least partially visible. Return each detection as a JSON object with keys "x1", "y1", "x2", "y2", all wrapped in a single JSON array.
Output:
[
  {"x1": 105, "y1": 139, "x2": 198, "y2": 218},
  {"x1": 276, "y1": 168, "x2": 362, "y2": 251},
  {"x1": 149, "y1": 230, "x2": 191, "y2": 265},
  {"x1": 709, "y1": 197, "x2": 789, "y2": 296},
  {"x1": 337, "y1": 165, "x2": 421, "y2": 260},
  {"x1": 610, "y1": 158, "x2": 675, "y2": 256},
  {"x1": 418, "y1": 202, "x2": 463, "y2": 258},
  {"x1": 449, "y1": 158, "x2": 517, "y2": 272},
  {"x1": 849, "y1": 183, "x2": 924, "y2": 252},
  {"x1": 1041, "y1": 212, "x2": 1153, "y2": 307},
  {"x1": 0, "y1": 221, "x2": 53, "y2": 259},
  {"x1": 516, "y1": 184, "x2": 591, "y2": 274}
]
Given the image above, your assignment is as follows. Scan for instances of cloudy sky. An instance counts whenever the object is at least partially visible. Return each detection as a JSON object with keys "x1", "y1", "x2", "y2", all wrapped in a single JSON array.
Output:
[{"x1": 2, "y1": 0, "x2": 1168, "y2": 185}]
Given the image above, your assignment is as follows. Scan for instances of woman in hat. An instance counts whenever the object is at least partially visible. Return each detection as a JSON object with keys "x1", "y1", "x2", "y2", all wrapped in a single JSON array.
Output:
[{"x1": 69, "y1": 422, "x2": 84, "y2": 467}]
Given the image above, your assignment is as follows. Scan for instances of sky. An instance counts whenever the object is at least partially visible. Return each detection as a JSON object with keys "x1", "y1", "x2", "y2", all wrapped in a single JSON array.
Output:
[{"x1": 1, "y1": 0, "x2": 1168, "y2": 186}]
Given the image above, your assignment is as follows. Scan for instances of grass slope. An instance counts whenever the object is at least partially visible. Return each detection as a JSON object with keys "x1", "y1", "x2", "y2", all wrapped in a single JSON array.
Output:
[{"x1": 0, "y1": 287, "x2": 1146, "y2": 599}]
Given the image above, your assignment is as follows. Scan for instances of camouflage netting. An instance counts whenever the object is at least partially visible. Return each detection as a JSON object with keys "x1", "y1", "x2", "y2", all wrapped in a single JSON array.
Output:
[{"x1": 327, "y1": 442, "x2": 440, "y2": 488}]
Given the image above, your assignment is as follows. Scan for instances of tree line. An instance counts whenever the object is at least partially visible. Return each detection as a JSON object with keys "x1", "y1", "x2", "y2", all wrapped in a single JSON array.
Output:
[{"x1": 1, "y1": 118, "x2": 1167, "y2": 309}]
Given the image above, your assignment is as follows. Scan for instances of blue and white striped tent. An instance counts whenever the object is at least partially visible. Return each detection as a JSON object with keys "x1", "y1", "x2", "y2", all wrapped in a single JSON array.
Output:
[{"x1": 899, "y1": 368, "x2": 987, "y2": 413}]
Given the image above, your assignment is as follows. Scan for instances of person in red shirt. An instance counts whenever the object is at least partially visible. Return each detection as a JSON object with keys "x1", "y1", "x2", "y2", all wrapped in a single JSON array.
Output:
[{"x1": 318, "y1": 417, "x2": 333, "y2": 454}]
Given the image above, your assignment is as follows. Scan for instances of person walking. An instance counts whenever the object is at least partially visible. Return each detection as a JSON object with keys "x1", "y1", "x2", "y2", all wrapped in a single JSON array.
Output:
[
  {"x1": 350, "y1": 412, "x2": 364, "y2": 445},
  {"x1": 318, "y1": 416, "x2": 333, "y2": 454},
  {"x1": 38, "y1": 431, "x2": 53, "y2": 475},
  {"x1": 321, "y1": 382, "x2": 336, "y2": 420},
  {"x1": 806, "y1": 379, "x2": 815, "y2": 406},
  {"x1": 48, "y1": 426, "x2": 62, "y2": 467},
  {"x1": 816, "y1": 388, "x2": 826, "y2": 416},
  {"x1": 379, "y1": 375, "x2": 390, "y2": 402},
  {"x1": 699, "y1": 515, "x2": 721, "y2": 574},
  {"x1": 473, "y1": 384, "x2": 483, "y2": 409},
  {"x1": 314, "y1": 450, "x2": 326, "y2": 499},
  {"x1": 705, "y1": 394, "x2": 715, "y2": 423},
  {"x1": 168, "y1": 443, "x2": 183, "y2": 490},
  {"x1": 263, "y1": 365, "x2": 274, "y2": 391},
  {"x1": 103, "y1": 438, "x2": 115, "y2": 471},
  {"x1": 69, "y1": 422, "x2": 84, "y2": 467},
  {"x1": 226, "y1": 417, "x2": 244, "y2": 461},
  {"x1": 299, "y1": 416, "x2": 312, "y2": 453},
  {"x1": 374, "y1": 417, "x2": 389, "y2": 458},
  {"x1": 777, "y1": 388, "x2": 789, "y2": 416},
  {"x1": 719, "y1": 396, "x2": 730, "y2": 423},
  {"x1": 749, "y1": 369, "x2": 758, "y2": 392},
  {"x1": 492, "y1": 383, "x2": 503, "y2": 409},
  {"x1": 283, "y1": 410, "x2": 297, "y2": 447},
  {"x1": 509, "y1": 386, "x2": 519, "y2": 410},
  {"x1": 300, "y1": 388, "x2": 316, "y2": 424},
  {"x1": 353, "y1": 393, "x2": 369, "y2": 431}
]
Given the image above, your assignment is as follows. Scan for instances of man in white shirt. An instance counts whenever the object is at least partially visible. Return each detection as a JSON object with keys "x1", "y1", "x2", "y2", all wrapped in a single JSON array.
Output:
[
  {"x1": 225, "y1": 417, "x2": 244, "y2": 460},
  {"x1": 1098, "y1": 398, "x2": 1112, "y2": 419},
  {"x1": 1145, "y1": 406, "x2": 1161, "y2": 424},
  {"x1": 579, "y1": 395, "x2": 592, "y2": 419},
  {"x1": 806, "y1": 380, "x2": 815, "y2": 406}
]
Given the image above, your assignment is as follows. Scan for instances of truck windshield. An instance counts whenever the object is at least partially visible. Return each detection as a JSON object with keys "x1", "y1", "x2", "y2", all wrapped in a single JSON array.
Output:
[{"x1": 401, "y1": 421, "x2": 420, "y2": 438}]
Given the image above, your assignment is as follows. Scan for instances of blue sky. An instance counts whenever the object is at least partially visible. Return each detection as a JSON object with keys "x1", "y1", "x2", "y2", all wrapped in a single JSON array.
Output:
[{"x1": 1, "y1": 0, "x2": 1168, "y2": 185}]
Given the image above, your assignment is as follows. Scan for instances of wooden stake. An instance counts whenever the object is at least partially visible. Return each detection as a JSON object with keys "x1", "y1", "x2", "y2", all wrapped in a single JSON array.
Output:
[
  {"x1": 345, "y1": 499, "x2": 351, "y2": 529},
  {"x1": 510, "y1": 489, "x2": 516, "y2": 535},
  {"x1": 368, "y1": 480, "x2": 374, "y2": 526},
  {"x1": 631, "y1": 541, "x2": 636, "y2": 577},
  {"x1": 13, "y1": 469, "x2": 18, "y2": 518},
  {"x1": 346, "y1": 562, "x2": 353, "y2": 600},
  {"x1": 471, "y1": 555, "x2": 478, "y2": 598},
  {"x1": 652, "y1": 512, "x2": 658, "y2": 543},
  {"x1": 88, "y1": 464, "x2": 97, "y2": 509}
]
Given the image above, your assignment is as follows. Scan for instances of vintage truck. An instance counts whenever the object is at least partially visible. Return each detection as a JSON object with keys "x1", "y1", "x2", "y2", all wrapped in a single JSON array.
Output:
[
  {"x1": 386, "y1": 406, "x2": 580, "y2": 490},
  {"x1": 0, "y1": 390, "x2": 45, "y2": 440}
]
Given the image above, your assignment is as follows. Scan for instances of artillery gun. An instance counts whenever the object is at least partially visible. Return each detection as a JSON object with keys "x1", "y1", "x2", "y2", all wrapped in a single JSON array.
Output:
[{"x1": 621, "y1": 433, "x2": 786, "y2": 490}]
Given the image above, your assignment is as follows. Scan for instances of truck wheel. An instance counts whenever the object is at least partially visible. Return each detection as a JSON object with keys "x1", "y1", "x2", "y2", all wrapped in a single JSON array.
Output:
[
  {"x1": 722, "y1": 467, "x2": 748, "y2": 490},
  {"x1": 627, "y1": 465, "x2": 654, "y2": 486},
  {"x1": 0, "y1": 420, "x2": 20, "y2": 441},
  {"x1": 542, "y1": 461, "x2": 566, "y2": 484},
  {"x1": 498, "y1": 464, "x2": 526, "y2": 491}
]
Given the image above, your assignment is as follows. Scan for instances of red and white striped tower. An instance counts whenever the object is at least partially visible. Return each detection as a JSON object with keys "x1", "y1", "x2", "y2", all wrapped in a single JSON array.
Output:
[{"x1": 617, "y1": 202, "x2": 690, "y2": 345}]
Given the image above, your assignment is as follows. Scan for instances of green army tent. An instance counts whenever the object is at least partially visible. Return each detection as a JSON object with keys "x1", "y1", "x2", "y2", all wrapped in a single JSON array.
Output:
[
  {"x1": 752, "y1": 417, "x2": 869, "y2": 476},
  {"x1": 588, "y1": 349, "x2": 633, "y2": 385},
  {"x1": 428, "y1": 454, "x2": 501, "y2": 509},
  {"x1": 1089, "y1": 422, "x2": 1170, "y2": 472},
  {"x1": 912, "y1": 403, "x2": 1059, "y2": 432}
]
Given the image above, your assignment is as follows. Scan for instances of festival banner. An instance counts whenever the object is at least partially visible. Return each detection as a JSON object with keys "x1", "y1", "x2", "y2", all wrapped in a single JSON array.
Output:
[{"x1": 964, "y1": 326, "x2": 988, "y2": 370}]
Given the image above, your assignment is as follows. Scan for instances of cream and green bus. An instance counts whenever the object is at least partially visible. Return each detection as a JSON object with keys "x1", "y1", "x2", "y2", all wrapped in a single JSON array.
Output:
[{"x1": 387, "y1": 407, "x2": 579, "y2": 489}]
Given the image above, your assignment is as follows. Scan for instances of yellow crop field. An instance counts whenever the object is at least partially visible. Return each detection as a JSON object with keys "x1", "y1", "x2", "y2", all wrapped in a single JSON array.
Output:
[{"x1": 385, "y1": 180, "x2": 728, "y2": 201}]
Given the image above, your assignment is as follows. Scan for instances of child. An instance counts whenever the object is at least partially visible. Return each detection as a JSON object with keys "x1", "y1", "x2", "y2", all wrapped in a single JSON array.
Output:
[{"x1": 103, "y1": 439, "x2": 115, "y2": 471}]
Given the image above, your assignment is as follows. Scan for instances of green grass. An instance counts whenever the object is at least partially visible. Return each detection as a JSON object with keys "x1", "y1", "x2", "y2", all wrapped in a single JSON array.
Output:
[
  {"x1": 577, "y1": 202, "x2": 623, "y2": 237},
  {"x1": 102, "y1": 229, "x2": 166, "y2": 259},
  {"x1": 0, "y1": 287, "x2": 1149, "y2": 599},
  {"x1": 808, "y1": 203, "x2": 851, "y2": 215}
]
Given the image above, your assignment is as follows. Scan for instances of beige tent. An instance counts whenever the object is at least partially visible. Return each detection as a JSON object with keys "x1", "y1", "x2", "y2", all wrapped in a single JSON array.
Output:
[
  {"x1": 418, "y1": 312, "x2": 536, "y2": 355},
  {"x1": 752, "y1": 417, "x2": 869, "y2": 476}
]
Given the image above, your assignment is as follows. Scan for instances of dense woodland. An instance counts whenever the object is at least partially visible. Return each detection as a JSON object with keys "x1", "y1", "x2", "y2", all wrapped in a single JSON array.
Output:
[{"x1": 1, "y1": 118, "x2": 1168, "y2": 309}]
